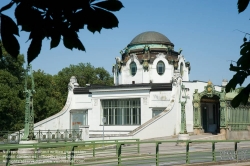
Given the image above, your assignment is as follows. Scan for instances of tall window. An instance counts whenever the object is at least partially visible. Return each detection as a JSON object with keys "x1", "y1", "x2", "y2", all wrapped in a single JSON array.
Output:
[
  {"x1": 157, "y1": 61, "x2": 165, "y2": 75},
  {"x1": 102, "y1": 99, "x2": 141, "y2": 125},
  {"x1": 130, "y1": 62, "x2": 137, "y2": 76}
]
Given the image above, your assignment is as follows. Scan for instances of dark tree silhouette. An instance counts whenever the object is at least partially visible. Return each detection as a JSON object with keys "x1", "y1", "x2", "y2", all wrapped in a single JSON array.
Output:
[
  {"x1": 0, "y1": 0, "x2": 123, "y2": 63},
  {"x1": 226, "y1": 0, "x2": 250, "y2": 107}
]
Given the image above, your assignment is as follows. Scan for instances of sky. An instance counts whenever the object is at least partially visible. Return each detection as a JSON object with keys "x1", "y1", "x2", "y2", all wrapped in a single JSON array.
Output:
[{"x1": 0, "y1": 0, "x2": 250, "y2": 86}]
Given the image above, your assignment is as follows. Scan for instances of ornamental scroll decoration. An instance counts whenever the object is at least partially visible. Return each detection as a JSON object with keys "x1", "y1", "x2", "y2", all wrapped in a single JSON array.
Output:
[
  {"x1": 142, "y1": 45, "x2": 150, "y2": 71},
  {"x1": 199, "y1": 81, "x2": 220, "y2": 98},
  {"x1": 114, "y1": 57, "x2": 123, "y2": 73},
  {"x1": 219, "y1": 88, "x2": 226, "y2": 128},
  {"x1": 192, "y1": 81, "x2": 226, "y2": 129},
  {"x1": 193, "y1": 89, "x2": 201, "y2": 128}
]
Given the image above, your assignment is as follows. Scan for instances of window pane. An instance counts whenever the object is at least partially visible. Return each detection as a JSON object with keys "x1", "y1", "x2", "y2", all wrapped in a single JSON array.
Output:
[
  {"x1": 108, "y1": 109, "x2": 113, "y2": 125},
  {"x1": 102, "y1": 99, "x2": 141, "y2": 125},
  {"x1": 115, "y1": 108, "x2": 122, "y2": 125},
  {"x1": 130, "y1": 62, "x2": 137, "y2": 76},
  {"x1": 71, "y1": 110, "x2": 88, "y2": 129},
  {"x1": 133, "y1": 108, "x2": 137, "y2": 125},
  {"x1": 104, "y1": 108, "x2": 108, "y2": 125},
  {"x1": 152, "y1": 109, "x2": 163, "y2": 117},
  {"x1": 157, "y1": 61, "x2": 165, "y2": 75}
]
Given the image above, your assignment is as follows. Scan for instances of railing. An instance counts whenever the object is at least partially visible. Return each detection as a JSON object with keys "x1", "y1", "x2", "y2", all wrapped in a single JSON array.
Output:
[
  {"x1": 0, "y1": 129, "x2": 82, "y2": 144},
  {"x1": 226, "y1": 105, "x2": 250, "y2": 130},
  {"x1": 1, "y1": 139, "x2": 250, "y2": 166}
]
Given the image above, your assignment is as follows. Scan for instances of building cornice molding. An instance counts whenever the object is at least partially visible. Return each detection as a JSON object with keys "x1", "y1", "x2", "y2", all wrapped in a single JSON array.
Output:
[{"x1": 89, "y1": 87, "x2": 151, "y2": 93}]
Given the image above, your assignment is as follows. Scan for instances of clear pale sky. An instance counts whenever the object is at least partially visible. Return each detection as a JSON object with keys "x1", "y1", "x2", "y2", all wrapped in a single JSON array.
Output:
[{"x1": 1, "y1": 0, "x2": 250, "y2": 86}]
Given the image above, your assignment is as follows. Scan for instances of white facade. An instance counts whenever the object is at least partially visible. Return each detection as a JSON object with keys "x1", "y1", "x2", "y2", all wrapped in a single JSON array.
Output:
[{"x1": 33, "y1": 31, "x2": 223, "y2": 140}]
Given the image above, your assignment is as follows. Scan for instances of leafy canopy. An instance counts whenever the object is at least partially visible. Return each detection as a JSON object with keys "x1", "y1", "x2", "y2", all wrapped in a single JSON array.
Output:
[
  {"x1": 0, "y1": 42, "x2": 25, "y2": 131},
  {"x1": 0, "y1": 0, "x2": 123, "y2": 63},
  {"x1": 55, "y1": 62, "x2": 113, "y2": 103},
  {"x1": 0, "y1": 45, "x2": 114, "y2": 130},
  {"x1": 226, "y1": 0, "x2": 250, "y2": 107}
]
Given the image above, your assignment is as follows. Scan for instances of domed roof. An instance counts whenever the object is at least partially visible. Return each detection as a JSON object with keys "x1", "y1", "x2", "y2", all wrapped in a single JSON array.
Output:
[{"x1": 128, "y1": 31, "x2": 173, "y2": 46}]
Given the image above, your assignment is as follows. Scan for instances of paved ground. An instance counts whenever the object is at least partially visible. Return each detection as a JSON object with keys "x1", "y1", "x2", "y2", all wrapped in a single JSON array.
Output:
[
  {"x1": 2, "y1": 133, "x2": 250, "y2": 166},
  {"x1": 179, "y1": 161, "x2": 250, "y2": 165},
  {"x1": 145, "y1": 133, "x2": 224, "y2": 141}
]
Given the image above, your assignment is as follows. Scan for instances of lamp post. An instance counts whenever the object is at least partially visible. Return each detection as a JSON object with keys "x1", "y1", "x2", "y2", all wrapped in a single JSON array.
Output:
[
  {"x1": 22, "y1": 64, "x2": 36, "y2": 141},
  {"x1": 177, "y1": 84, "x2": 189, "y2": 143},
  {"x1": 180, "y1": 84, "x2": 188, "y2": 134},
  {"x1": 180, "y1": 102, "x2": 187, "y2": 134}
]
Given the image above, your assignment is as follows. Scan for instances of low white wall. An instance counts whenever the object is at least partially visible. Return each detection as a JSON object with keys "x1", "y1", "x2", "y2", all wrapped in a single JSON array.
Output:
[{"x1": 34, "y1": 91, "x2": 92, "y2": 131}]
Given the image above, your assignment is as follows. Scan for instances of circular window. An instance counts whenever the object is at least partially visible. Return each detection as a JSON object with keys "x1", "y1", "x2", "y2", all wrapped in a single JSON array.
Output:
[
  {"x1": 130, "y1": 62, "x2": 137, "y2": 76},
  {"x1": 157, "y1": 61, "x2": 165, "y2": 75}
]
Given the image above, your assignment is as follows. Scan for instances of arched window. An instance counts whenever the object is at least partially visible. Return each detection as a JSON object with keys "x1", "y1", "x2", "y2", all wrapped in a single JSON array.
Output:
[
  {"x1": 130, "y1": 62, "x2": 137, "y2": 76},
  {"x1": 180, "y1": 62, "x2": 184, "y2": 76},
  {"x1": 157, "y1": 61, "x2": 165, "y2": 75}
]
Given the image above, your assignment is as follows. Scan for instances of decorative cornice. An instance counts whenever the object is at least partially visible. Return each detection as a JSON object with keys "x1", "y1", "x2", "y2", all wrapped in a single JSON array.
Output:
[
  {"x1": 89, "y1": 87, "x2": 151, "y2": 93},
  {"x1": 130, "y1": 53, "x2": 138, "y2": 62},
  {"x1": 156, "y1": 53, "x2": 166, "y2": 58}
]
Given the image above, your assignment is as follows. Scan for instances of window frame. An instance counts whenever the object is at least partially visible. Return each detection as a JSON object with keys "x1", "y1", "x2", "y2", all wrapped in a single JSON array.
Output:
[
  {"x1": 157, "y1": 61, "x2": 165, "y2": 75},
  {"x1": 130, "y1": 61, "x2": 137, "y2": 76},
  {"x1": 152, "y1": 108, "x2": 165, "y2": 117},
  {"x1": 102, "y1": 99, "x2": 141, "y2": 126},
  {"x1": 70, "y1": 110, "x2": 88, "y2": 130}
]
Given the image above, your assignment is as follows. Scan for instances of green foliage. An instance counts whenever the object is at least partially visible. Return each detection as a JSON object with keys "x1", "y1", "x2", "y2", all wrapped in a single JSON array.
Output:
[
  {"x1": 0, "y1": 44, "x2": 25, "y2": 131},
  {"x1": 32, "y1": 70, "x2": 64, "y2": 122},
  {"x1": 55, "y1": 63, "x2": 113, "y2": 104},
  {"x1": 0, "y1": 0, "x2": 123, "y2": 63},
  {"x1": 0, "y1": 42, "x2": 113, "y2": 130},
  {"x1": 226, "y1": 0, "x2": 250, "y2": 107}
]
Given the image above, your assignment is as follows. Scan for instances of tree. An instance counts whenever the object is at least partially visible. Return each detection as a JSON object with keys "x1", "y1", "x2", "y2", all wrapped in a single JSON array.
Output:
[
  {"x1": 0, "y1": 43, "x2": 25, "y2": 131},
  {"x1": 0, "y1": 50, "x2": 113, "y2": 129},
  {"x1": 226, "y1": 0, "x2": 250, "y2": 107},
  {"x1": 33, "y1": 63, "x2": 113, "y2": 122},
  {"x1": 32, "y1": 70, "x2": 64, "y2": 122},
  {"x1": 0, "y1": 0, "x2": 123, "y2": 63},
  {"x1": 54, "y1": 63, "x2": 113, "y2": 104}
]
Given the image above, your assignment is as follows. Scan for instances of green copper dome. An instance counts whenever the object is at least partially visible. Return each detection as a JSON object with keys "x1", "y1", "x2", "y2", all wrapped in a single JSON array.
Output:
[{"x1": 128, "y1": 31, "x2": 173, "y2": 46}]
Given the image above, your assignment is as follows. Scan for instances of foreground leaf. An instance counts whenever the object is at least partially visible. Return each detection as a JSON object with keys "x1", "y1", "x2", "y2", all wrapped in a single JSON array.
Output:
[
  {"x1": 27, "y1": 38, "x2": 43, "y2": 64},
  {"x1": 1, "y1": 14, "x2": 19, "y2": 36},
  {"x1": 1, "y1": 34, "x2": 20, "y2": 59},
  {"x1": 0, "y1": 1, "x2": 14, "y2": 13},
  {"x1": 50, "y1": 32, "x2": 61, "y2": 49},
  {"x1": 238, "y1": 0, "x2": 250, "y2": 13},
  {"x1": 94, "y1": 0, "x2": 124, "y2": 11}
]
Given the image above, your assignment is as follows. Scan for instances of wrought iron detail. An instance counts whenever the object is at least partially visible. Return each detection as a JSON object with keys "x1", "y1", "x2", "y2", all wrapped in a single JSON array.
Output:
[{"x1": 22, "y1": 64, "x2": 36, "y2": 141}]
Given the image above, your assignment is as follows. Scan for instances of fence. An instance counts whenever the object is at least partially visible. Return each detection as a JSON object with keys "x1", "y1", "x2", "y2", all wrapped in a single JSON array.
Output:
[
  {"x1": 0, "y1": 129, "x2": 82, "y2": 144},
  {"x1": 1, "y1": 139, "x2": 250, "y2": 166},
  {"x1": 226, "y1": 104, "x2": 250, "y2": 130}
]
